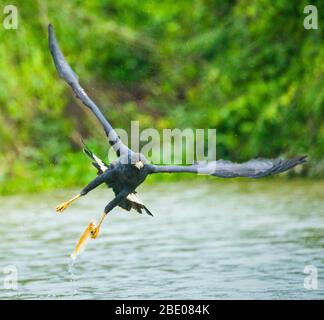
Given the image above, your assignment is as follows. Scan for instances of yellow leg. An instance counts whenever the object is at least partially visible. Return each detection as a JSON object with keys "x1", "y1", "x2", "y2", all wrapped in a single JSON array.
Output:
[
  {"x1": 90, "y1": 213, "x2": 106, "y2": 239},
  {"x1": 56, "y1": 194, "x2": 81, "y2": 213}
]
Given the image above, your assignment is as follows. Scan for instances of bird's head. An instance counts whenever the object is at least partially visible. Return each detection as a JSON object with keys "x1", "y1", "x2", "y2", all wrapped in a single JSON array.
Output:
[
  {"x1": 134, "y1": 160, "x2": 144, "y2": 170},
  {"x1": 131, "y1": 153, "x2": 146, "y2": 171}
]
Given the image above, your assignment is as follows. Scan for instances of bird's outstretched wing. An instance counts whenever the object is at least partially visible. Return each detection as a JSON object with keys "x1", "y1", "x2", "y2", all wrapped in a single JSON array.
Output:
[
  {"x1": 149, "y1": 156, "x2": 307, "y2": 178},
  {"x1": 48, "y1": 24, "x2": 130, "y2": 157}
]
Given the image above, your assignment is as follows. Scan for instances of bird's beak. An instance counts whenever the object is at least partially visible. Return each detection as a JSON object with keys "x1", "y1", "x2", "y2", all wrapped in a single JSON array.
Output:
[{"x1": 134, "y1": 161, "x2": 144, "y2": 170}]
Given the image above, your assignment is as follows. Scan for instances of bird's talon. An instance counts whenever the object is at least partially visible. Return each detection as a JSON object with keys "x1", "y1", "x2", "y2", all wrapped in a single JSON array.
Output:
[
  {"x1": 90, "y1": 227, "x2": 100, "y2": 239},
  {"x1": 55, "y1": 202, "x2": 69, "y2": 213},
  {"x1": 55, "y1": 195, "x2": 81, "y2": 214}
]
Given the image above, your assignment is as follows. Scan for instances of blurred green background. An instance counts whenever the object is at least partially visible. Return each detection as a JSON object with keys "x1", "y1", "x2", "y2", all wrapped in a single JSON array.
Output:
[{"x1": 0, "y1": 0, "x2": 323, "y2": 194}]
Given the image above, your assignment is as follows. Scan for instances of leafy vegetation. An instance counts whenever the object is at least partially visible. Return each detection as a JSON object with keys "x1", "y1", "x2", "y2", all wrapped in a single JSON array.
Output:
[{"x1": 0, "y1": 0, "x2": 323, "y2": 194}]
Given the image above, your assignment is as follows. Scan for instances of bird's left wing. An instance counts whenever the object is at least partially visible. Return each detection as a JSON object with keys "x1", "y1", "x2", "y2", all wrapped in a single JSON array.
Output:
[
  {"x1": 149, "y1": 156, "x2": 307, "y2": 178},
  {"x1": 48, "y1": 24, "x2": 130, "y2": 158},
  {"x1": 82, "y1": 139, "x2": 109, "y2": 175}
]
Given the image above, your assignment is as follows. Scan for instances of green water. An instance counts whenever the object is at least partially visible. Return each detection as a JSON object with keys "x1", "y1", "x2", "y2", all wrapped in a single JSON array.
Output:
[{"x1": 0, "y1": 180, "x2": 323, "y2": 299}]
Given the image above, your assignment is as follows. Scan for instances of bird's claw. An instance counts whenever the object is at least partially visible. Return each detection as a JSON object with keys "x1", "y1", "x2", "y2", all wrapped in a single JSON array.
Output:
[
  {"x1": 56, "y1": 201, "x2": 69, "y2": 213},
  {"x1": 90, "y1": 226, "x2": 100, "y2": 239},
  {"x1": 55, "y1": 194, "x2": 81, "y2": 214}
]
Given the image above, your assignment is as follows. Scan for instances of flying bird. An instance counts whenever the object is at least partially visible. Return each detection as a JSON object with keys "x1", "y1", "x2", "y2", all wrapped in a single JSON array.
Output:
[{"x1": 48, "y1": 25, "x2": 306, "y2": 254}]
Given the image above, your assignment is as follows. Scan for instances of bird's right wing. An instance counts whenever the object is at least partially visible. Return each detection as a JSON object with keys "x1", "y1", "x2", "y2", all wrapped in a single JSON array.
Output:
[
  {"x1": 149, "y1": 156, "x2": 307, "y2": 178},
  {"x1": 48, "y1": 24, "x2": 130, "y2": 157}
]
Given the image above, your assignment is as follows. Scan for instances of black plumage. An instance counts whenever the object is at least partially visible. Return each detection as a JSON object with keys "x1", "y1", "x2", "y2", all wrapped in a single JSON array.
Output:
[
  {"x1": 48, "y1": 24, "x2": 306, "y2": 239},
  {"x1": 82, "y1": 140, "x2": 153, "y2": 216}
]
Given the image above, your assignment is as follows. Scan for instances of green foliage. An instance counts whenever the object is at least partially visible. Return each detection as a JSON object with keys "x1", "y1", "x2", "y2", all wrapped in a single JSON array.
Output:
[{"x1": 0, "y1": 0, "x2": 323, "y2": 194}]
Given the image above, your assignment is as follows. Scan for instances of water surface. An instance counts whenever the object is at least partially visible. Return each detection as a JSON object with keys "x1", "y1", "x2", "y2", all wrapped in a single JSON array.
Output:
[{"x1": 0, "y1": 179, "x2": 323, "y2": 299}]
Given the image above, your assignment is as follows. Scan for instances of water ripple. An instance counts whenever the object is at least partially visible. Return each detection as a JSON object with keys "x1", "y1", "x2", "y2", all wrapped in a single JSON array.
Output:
[{"x1": 0, "y1": 180, "x2": 323, "y2": 299}]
